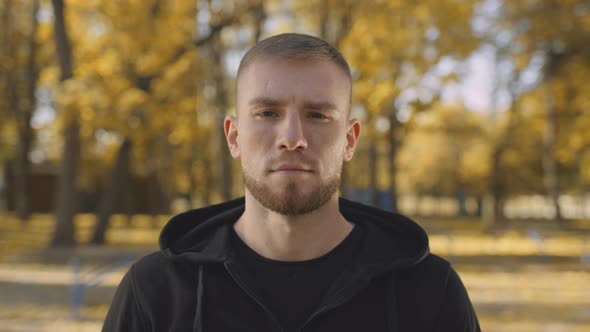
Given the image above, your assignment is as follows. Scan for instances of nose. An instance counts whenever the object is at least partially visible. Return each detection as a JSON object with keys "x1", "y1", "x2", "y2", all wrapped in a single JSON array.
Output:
[{"x1": 277, "y1": 109, "x2": 308, "y2": 151}]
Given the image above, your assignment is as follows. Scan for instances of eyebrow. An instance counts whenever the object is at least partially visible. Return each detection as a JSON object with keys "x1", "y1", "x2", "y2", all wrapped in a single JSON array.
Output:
[
  {"x1": 248, "y1": 97, "x2": 339, "y2": 112},
  {"x1": 303, "y1": 101, "x2": 338, "y2": 112},
  {"x1": 249, "y1": 97, "x2": 283, "y2": 108}
]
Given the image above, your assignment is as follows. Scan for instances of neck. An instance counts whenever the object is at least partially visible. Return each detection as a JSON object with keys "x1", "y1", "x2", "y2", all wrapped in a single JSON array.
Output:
[{"x1": 233, "y1": 191, "x2": 353, "y2": 261}]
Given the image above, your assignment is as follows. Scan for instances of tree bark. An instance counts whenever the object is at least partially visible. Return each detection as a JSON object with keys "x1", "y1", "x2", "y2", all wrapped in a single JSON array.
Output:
[
  {"x1": 319, "y1": 0, "x2": 329, "y2": 40},
  {"x1": 368, "y1": 129, "x2": 379, "y2": 207},
  {"x1": 388, "y1": 111, "x2": 399, "y2": 212},
  {"x1": 13, "y1": 0, "x2": 39, "y2": 221},
  {"x1": 0, "y1": 1, "x2": 13, "y2": 112},
  {"x1": 541, "y1": 48, "x2": 566, "y2": 226},
  {"x1": 51, "y1": 0, "x2": 72, "y2": 81},
  {"x1": 251, "y1": 1, "x2": 266, "y2": 43},
  {"x1": 52, "y1": 121, "x2": 80, "y2": 246},
  {"x1": 543, "y1": 82, "x2": 562, "y2": 224},
  {"x1": 332, "y1": 1, "x2": 354, "y2": 48},
  {"x1": 318, "y1": 0, "x2": 353, "y2": 47},
  {"x1": 90, "y1": 139, "x2": 132, "y2": 244},
  {"x1": 186, "y1": 149, "x2": 196, "y2": 205},
  {"x1": 483, "y1": 50, "x2": 520, "y2": 228},
  {"x1": 0, "y1": 0, "x2": 10, "y2": 66},
  {"x1": 13, "y1": 103, "x2": 33, "y2": 221},
  {"x1": 319, "y1": 0, "x2": 354, "y2": 195},
  {"x1": 202, "y1": 148, "x2": 212, "y2": 205},
  {"x1": 485, "y1": 100, "x2": 520, "y2": 228},
  {"x1": 51, "y1": 0, "x2": 80, "y2": 247},
  {"x1": 486, "y1": 144, "x2": 505, "y2": 226},
  {"x1": 210, "y1": 34, "x2": 233, "y2": 201},
  {"x1": 0, "y1": 0, "x2": 30, "y2": 220}
]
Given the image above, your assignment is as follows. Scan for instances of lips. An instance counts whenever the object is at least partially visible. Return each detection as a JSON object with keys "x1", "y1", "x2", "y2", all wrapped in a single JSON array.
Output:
[{"x1": 271, "y1": 164, "x2": 312, "y2": 172}]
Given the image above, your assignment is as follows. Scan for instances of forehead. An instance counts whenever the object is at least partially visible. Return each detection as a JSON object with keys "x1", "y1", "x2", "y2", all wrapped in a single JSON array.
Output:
[{"x1": 236, "y1": 57, "x2": 351, "y2": 107}]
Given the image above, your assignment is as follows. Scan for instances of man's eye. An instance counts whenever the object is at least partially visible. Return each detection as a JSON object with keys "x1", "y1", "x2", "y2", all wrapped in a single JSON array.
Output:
[
  {"x1": 308, "y1": 112, "x2": 328, "y2": 119},
  {"x1": 256, "y1": 110, "x2": 278, "y2": 117}
]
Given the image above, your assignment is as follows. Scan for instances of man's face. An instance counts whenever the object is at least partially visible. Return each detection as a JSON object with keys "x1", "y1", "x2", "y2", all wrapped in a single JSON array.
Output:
[{"x1": 225, "y1": 57, "x2": 360, "y2": 215}]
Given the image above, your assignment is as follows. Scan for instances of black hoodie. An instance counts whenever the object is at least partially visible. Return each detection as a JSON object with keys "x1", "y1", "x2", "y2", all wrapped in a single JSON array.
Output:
[{"x1": 103, "y1": 197, "x2": 480, "y2": 332}]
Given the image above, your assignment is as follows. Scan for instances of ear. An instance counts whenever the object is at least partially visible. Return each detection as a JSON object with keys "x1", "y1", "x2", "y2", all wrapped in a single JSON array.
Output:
[
  {"x1": 343, "y1": 119, "x2": 361, "y2": 161},
  {"x1": 224, "y1": 115, "x2": 240, "y2": 158}
]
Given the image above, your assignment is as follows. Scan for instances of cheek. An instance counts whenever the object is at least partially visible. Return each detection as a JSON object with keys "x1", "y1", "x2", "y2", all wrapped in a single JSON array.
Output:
[
  {"x1": 238, "y1": 125, "x2": 267, "y2": 149},
  {"x1": 237, "y1": 130, "x2": 272, "y2": 167},
  {"x1": 316, "y1": 134, "x2": 348, "y2": 170},
  {"x1": 238, "y1": 121, "x2": 274, "y2": 143}
]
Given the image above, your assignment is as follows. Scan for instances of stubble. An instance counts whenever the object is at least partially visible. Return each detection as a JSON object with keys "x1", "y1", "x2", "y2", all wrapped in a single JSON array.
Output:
[{"x1": 242, "y1": 169, "x2": 340, "y2": 216}]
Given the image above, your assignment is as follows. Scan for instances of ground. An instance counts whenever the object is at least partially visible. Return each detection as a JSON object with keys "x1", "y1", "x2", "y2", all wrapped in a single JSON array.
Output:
[{"x1": 0, "y1": 213, "x2": 589, "y2": 331}]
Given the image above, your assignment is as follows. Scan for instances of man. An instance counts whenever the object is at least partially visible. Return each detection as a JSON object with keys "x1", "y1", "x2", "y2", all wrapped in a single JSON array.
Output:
[{"x1": 103, "y1": 33, "x2": 480, "y2": 332}]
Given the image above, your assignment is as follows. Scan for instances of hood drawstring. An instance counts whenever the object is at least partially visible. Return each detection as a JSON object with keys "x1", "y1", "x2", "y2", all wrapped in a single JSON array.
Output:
[
  {"x1": 387, "y1": 273, "x2": 399, "y2": 332},
  {"x1": 193, "y1": 265, "x2": 205, "y2": 332}
]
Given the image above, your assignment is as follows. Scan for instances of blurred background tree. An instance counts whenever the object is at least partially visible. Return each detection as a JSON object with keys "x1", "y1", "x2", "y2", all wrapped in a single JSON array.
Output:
[
  {"x1": 0, "y1": 0, "x2": 41, "y2": 222},
  {"x1": 0, "y1": 0, "x2": 589, "y2": 246}
]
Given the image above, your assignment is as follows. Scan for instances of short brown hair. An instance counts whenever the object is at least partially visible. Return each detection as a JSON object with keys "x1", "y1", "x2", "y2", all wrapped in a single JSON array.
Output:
[
  {"x1": 236, "y1": 33, "x2": 352, "y2": 116},
  {"x1": 237, "y1": 33, "x2": 352, "y2": 82}
]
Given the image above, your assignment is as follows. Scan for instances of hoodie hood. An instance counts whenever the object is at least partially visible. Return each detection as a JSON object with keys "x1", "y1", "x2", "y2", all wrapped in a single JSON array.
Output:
[{"x1": 159, "y1": 197, "x2": 430, "y2": 273}]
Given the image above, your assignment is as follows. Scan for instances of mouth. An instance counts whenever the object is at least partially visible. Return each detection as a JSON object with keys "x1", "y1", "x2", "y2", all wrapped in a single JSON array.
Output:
[
  {"x1": 270, "y1": 165, "x2": 313, "y2": 173},
  {"x1": 270, "y1": 169, "x2": 313, "y2": 177}
]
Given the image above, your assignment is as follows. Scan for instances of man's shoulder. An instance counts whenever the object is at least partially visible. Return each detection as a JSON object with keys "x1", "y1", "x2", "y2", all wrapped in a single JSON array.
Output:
[
  {"x1": 401, "y1": 253, "x2": 451, "y2": 276},
  {"x1": 395, "y1": 253, "x2": 452, "y2": 299},
  {"x1": 123, "y1": 251, "x2": 199, "y2": 301},
  {"x1": 128, "y1": 251, "x2": 195, "y2": 284},
  {"x1": 130, "y1": 251, "x2": 168, "y2": 273},
  {"x1": 394, "y1": 254, "x2": 468, "y2": 330},
  {"x1": 396, "y1": 254, "x2": 480, "y2": 331}
]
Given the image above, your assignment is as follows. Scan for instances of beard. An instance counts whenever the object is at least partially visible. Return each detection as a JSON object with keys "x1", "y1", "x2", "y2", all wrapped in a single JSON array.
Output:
[{"x1": 242, "y1": 168, "x2": 341, "y2": 216}]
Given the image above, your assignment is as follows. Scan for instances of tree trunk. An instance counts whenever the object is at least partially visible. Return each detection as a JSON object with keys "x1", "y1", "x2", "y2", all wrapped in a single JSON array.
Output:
[
  {"x1": 0, "y1": 0, "x2": 15, "y2": 90},
  {"x1": 14, "y1": 110, "x2": 32, "y2": 221},
  {"x1": 541, "y1": 46, "x2": 568, "y2": 225},
  {"x1": 484, "y1": 144, "x2": 505, "y2": 228},
  {"x1": 368, "y1": 132, "x2": 379, "y2": 207},
  {"x1": 388, "y1": 111, "x2": 399, "y2": 212},
  {"x1": 186, "y1": 150, "x2": 196, "y2": 206},
  {"x1": 147, "y1": 168, "x2": 160, "y2": 217},
  {"x1": 318, "y1": 0, "x2": 353, "y2": 47},
  {"x1": 13, "y1": 0, "x2": 39, "y2": 221},
  {"x1": 202, "y1": 149, "x2": 212, "y2": 205},
  {"x1": 485, "y1": 96, "x2": 520, "y2": 227},
  {"x1": 52, "y1": 121, "x2": 80, "y2": 246},
  {"x1": 211, "y1": 34, "x2": 232, "y2": 201},
  {"x1": 483, "y1": 50, "x2": 523, "y2": 228},
  {"x1": 51, "y1": 0, "x2": 72, "y2": 80},
  {"x1": 543, "y1": 82, "x2": 562, "y2": 224},
  {"x1": 51, "y1": 0, "x2": 79, "y2": 247},
  {"x1": 0, "y1": 0, "x2": 11, "y2": 68},
  {"x1": 217, "y1": 112, "x2": 233, "y2": 201},
  {"x1": 319, "y1": 0, "x2": 329, "y2": 40},
  {"x1": 90, "y1": 139, "x2": 132, "y2": 245},
  {"x1": 251, "y1": 1, "x2": 266, "y2": 43},
  {"x1": 332, "y1": 1, "x2": 353, "y2": 48},
  {"x1": 124, "y1": 175, "x2": 135, "y2": 225},
  {"x1": 1, "y1": 0, "x2": 29, "y2": 220},
  {"x1": 457, "y1": 192, "x2": 468, "y2": 216},
  {"x1": 335, "y1": 4, "x2": 354, "y2": 196},
  {"x1": 147, "y1": 165, "x2": 161, "y2": 227}
]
